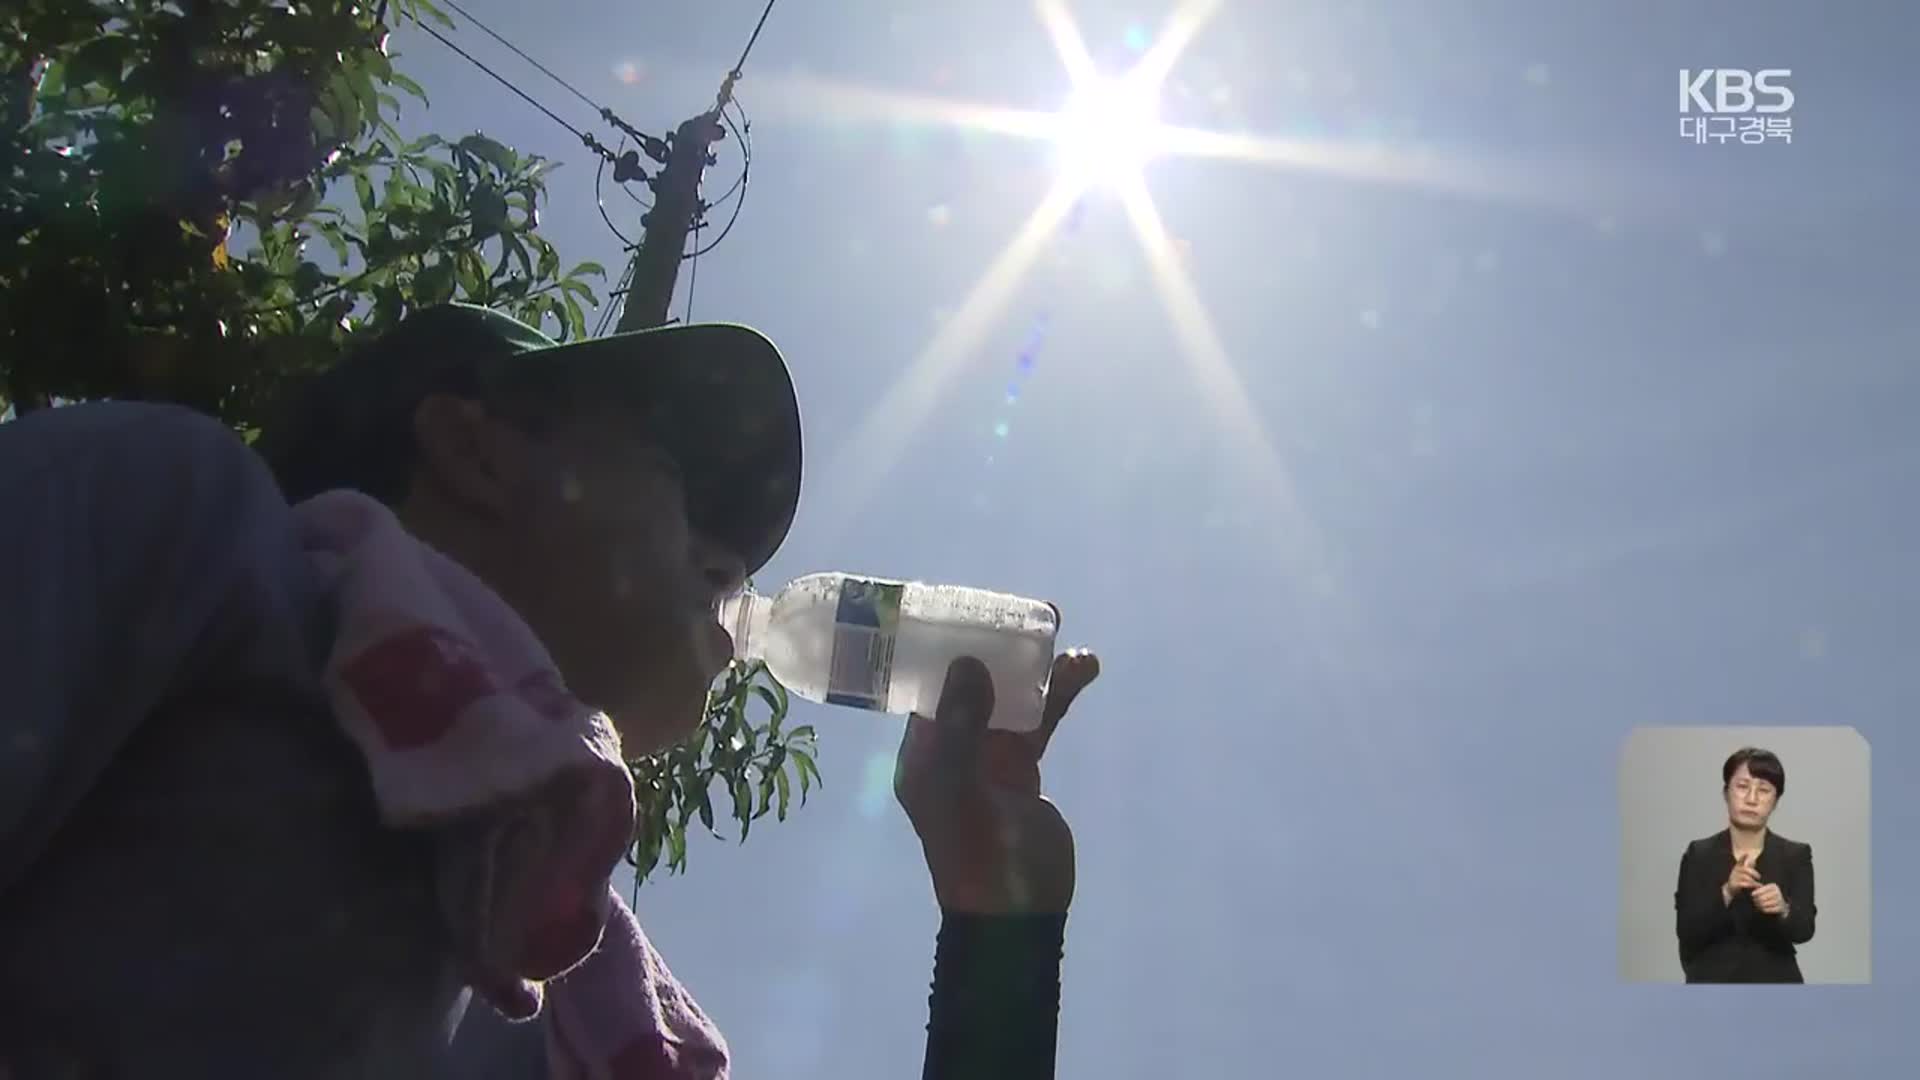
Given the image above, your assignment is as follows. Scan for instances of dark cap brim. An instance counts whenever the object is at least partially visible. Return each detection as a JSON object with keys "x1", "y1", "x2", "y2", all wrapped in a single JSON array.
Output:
[{"x1": 523, "y1": 322, "x2": 802, "y2": 576}]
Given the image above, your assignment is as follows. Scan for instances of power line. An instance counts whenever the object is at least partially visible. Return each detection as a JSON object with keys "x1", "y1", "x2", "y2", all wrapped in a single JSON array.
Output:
[
  {"x1": 730, "y1": 0, "x2": 780, "y2": 78},
  {"x1": 597, "y1": 260, "x2": 636, "y2": 336},
  {"x1": 679, "y1": 100, "x2": 758, "y2": 317},
  {"x1": 438, "y1": 0, "x2": 606, "y2": 117},
  {"x1": 589, "y1": 133, "x2": 659, "y2": 254},
  {"x1": 594, "y1": 151, "x2": 636, "y2": 249},
  {"x1": 705, "y1": 98, "x2": 750, "y2": 208},
  {"x1": 712, "y1": 0, "x2": 779, "y2": 111},
  {"x1": 688, "y1": 99, "x2": 750, "y2": 260},
  {"x1": 684, "y1": 223, "x2": 701, "y2": 324},
  {"x1": 434, "y1": 0, "x2": 664, "y2": 153},
  {"x1": 417, "y1": 5, "x2": 672, "y2": 261},
  {"x1": 686, "y1": 3, "x2": 774, "y2": 258},
  {"x1": 613, "y1": 134, "x2": 654, "y2": 211},
  {"x1": 416, "y1": 21, "x2": 615, "y2": 163}
]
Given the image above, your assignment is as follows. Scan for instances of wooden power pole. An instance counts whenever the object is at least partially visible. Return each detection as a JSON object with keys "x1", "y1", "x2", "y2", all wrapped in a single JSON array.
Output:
[{"x1": 613, "y1": 109, "x2": 728, "y2": 333}]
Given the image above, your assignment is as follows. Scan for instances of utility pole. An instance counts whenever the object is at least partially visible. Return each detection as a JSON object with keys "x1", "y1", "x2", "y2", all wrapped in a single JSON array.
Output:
[{"x1": 613, "y1": 107, "x2": 728, "y2": 332}]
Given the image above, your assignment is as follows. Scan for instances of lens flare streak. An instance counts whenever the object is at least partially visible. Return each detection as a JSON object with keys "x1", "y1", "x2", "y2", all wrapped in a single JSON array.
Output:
[
  {"x1": 988, "y1": 199, "x2": 1085, "y2": 459},
  {"x1": 819, "y1": 179, "x2": 1087, "y2": 524},
  {"x1": 1116, "y1": 176, "x2": 1327, "y2": 581}
]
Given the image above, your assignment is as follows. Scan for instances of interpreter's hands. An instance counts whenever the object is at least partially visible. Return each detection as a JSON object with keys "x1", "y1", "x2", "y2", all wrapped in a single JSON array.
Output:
[
  {"x1": 895, "y1": 651, "x2": 1101, "y2": 915},
  {"x1": 1752, "y1": 882, "x2": 1788, "y2": 916},
  {"x1": 1723, "y1": 853, "x2": 1762, "y2": 906}
]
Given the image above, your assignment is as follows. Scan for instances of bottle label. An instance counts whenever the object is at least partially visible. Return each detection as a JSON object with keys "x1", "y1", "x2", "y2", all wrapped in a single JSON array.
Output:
[{"x1": 825, "y1": 578, "x2": 903, "y2": 711}]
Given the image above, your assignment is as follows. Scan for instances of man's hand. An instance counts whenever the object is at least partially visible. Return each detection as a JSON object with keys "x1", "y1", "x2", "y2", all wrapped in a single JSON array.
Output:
[
  {"x1": 1722, "y1": 854, "x2": 1761, "y2": 906},
  {"x1": 1752, "y1": 882, "x2": 1788, "y2": 916},
  {"x1": 894, "y1": 651, "x2": 1100, "y2": 915}
]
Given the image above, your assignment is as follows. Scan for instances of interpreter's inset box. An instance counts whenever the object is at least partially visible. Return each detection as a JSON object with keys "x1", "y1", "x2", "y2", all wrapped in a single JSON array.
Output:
[{"x1": 1618, "y1": 726, "x2": 1870, "y2": 984}]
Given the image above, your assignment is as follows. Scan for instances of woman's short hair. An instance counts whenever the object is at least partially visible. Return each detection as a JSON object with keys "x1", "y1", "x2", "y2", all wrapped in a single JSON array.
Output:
[{"x1": 1722, "y1": 746, "x2": 1786, "y2": 797}]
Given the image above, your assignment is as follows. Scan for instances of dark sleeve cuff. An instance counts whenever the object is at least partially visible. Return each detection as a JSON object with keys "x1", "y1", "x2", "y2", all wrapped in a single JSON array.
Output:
[{"x1": 922, "y1": 911, "x2": 1068, "y2": 1080}]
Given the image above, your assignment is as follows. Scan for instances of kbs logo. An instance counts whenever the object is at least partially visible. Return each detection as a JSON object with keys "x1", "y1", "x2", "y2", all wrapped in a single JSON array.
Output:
[
  {"x1": 1677, "y1": 69, "x2": 1794, "y2": 146},
  {"x1": 1679, "y1": 69, "x2": 1794, "y2": 113}
]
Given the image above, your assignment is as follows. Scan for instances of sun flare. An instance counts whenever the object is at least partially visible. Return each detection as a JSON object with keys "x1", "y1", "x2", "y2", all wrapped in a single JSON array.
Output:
[
  {"x1": 810, "y1": 0, "x2": 1329, "y2": 564},
  {"x1": 1052, "y1": 74, "x2": 1164, "y2": 187}
]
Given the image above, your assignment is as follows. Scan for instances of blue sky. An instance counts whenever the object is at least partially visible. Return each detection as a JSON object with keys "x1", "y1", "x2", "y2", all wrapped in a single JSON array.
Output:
[{"x1": 393, "y1": 1, "x2": 1913, "y2": 1075}]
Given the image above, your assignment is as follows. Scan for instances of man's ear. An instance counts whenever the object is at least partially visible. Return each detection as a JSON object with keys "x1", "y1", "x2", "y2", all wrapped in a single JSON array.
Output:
[{"x1": 410, "y1": 393, "x2": 524, "y2": 517}]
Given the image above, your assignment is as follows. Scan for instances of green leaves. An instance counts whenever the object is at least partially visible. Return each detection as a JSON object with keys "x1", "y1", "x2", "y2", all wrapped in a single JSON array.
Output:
[
  {"x1": 468, "y1": 182, "x2": 508, "y2": 241},
  {"x1": 531, "y1": 234, "x2": 560, "y2": 280},
  {"x1": 315, "y1": 221, "x2": 352, "y2": 265},
  {"x1": 388, "y1": 71, "x2": 428, "y2": 106},
  {"x1": 292, "y1": 260, "x2": 328, "y2": 297},
  {"x1": 457, "y1": 133, "x2": 518, "y2": 176},
  {"x1": 792, "y1": 746, "x2": 821, "y2": 798},
  {"x1": 454, "y1": 248, "x2": 488, "y2": 302},
  {"x1": 217, "y1": 129, "x2": 601, "y2": 349},
  {"x1": 626, "y1": 660, "x2": 824, "y2": 885},
  {"x1": 3, "y1": 0, "x2": 484, "y2": 410},
  {"x1": 412, "y1": 257, "x2": 455, "y2": 306},
  {"x1": 773, "y1": 763, "x2": 792, "y2": 819},
  {"x1": 63, "y1": 35, "x2": 134, "y2": 93}
]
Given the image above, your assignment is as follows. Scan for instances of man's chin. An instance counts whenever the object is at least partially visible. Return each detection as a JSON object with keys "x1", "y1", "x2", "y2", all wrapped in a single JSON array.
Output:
[{"x1": 608, "y1": 690, "x2": 708, "y2": 756}]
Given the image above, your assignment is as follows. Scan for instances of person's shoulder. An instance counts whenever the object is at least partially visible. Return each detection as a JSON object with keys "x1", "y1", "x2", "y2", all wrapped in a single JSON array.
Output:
[
  {"x1": 1684, "y1": 830, "x2": 1728, "y2": 855},
  {"x1": 5, "y1": 400, "x2": 240, "y2": 443},
  {"x1": 1770, "y1": 833, "x2": 1814, "y2": 857},
  {"x1": 1, "y1": 401, "x2": 268, "y2": 497},
  {"x1": 2, "y1": 400, "x2": 247, "y2": 470}
]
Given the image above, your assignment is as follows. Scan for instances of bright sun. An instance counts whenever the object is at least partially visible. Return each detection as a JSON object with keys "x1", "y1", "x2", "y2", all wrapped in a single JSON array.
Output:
[{"x1": 1053, "y1": 75, "x2": 1164, "y2": 186}]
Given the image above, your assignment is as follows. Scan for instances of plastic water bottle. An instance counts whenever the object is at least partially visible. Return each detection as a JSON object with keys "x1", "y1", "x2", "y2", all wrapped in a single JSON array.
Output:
[{"x1": 717, "y1": 574, "x2": 1061, "y2": 732}]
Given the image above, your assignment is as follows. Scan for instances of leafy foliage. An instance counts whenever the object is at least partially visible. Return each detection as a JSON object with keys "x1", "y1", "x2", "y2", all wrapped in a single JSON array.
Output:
[
  {"x1": 2, "y1": 0, "x2": 819, "y2": 881},
  {"x1": 628, "y1": 659, "x2": 822, "y2": 883},
  {"x1": 0, "y1": 0, "x2": 609, "y2": 424}
]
